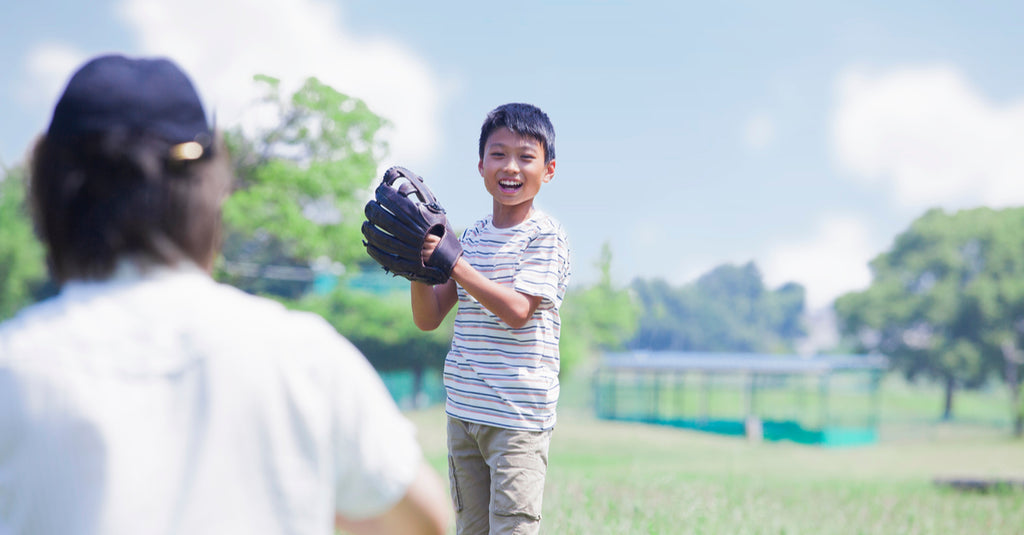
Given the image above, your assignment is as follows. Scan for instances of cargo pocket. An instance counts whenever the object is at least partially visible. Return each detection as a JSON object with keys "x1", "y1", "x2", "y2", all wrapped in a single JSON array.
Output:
[{"x1": 491, "y1": 464, "x2": 544, "y2": 521}]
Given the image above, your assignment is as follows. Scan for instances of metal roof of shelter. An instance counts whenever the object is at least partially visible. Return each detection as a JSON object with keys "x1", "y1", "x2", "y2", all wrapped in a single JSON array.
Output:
[{"x1": 601, "y1": 351, "x2": 889, "y2": 375}]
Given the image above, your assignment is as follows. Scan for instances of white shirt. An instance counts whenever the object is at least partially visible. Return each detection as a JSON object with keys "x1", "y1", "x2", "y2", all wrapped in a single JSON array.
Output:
[
  {"x1": 0, "y1": 263, "x2": 420, "y2": 535},
  {"x1": 444, "y1": 211, "x2": 571, "y2": 431}
]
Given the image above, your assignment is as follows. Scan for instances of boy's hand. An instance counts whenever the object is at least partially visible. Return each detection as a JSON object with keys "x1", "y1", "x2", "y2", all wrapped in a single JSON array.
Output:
[
  {"x1": 362, "y1": 166, "x2": 463, "y2": 285},
  {"x1": 422, "y1": 233, "x2": 441, "y2": 264}
]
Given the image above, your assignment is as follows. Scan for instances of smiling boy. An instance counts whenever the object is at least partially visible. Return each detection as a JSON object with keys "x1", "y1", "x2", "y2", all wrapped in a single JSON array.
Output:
[{"x1": 411, "y1": 103, "x2": 571, "y2": 534}]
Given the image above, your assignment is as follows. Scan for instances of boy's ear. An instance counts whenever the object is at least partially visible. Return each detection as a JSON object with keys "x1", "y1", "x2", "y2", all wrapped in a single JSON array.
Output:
[
  {"x1": 543, "y1": 159, "x2": 556, "y2": 183},
  {"x1": 478, "y1": 159, "x2": 485, "y2": 177}
]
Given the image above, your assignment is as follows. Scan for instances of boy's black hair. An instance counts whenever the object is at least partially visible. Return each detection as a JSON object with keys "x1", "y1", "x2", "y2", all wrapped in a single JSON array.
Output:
[{"x1": 478, "y1": 103, "x2": 555, "y2": 164}]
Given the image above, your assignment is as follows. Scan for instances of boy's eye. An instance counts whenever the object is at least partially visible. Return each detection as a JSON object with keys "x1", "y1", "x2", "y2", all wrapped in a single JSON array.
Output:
[{"x1": 490, "y1": 152, "x2": 504, "y2": 158}]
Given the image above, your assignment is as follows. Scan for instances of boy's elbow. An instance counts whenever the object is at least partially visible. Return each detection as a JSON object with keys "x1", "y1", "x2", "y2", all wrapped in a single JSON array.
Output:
[
  {"x1": 414, "y1": 303, "x2": 454, "y2": 330},
  {"x1": 505, "y1": 314, "x2": 530, "y2": 330},
  {"x1": 504, "y1": 298, "x2": 541, "y2": 329},
  {"x1": 413, "y1": 315, "x2": 441, "y2": 331},
  {"x1": 411, "y1": 306, "x2": 439, "y2": 331}
]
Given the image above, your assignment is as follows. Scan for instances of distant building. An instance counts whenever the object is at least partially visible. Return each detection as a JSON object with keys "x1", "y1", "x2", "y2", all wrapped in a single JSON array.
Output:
[{"x1": 594, "y1": 351, "x2": 889, "y2": 446}]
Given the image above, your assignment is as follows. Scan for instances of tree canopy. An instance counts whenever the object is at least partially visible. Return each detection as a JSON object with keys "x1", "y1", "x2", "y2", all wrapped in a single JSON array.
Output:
[
  {"x1": 216, "y1": 75, "x2": 388, "y2": 295},
  {"x1": 212, "y1": 75, "x2": 454, "y2": 380},
  {"x1": 628, "y1": 261, "x2": 806, "y2": 353},
  {"x1": 0, "y1": 167, "x2": 48, "y2": 321},
  {"x1": 835, "y1": 207, "x2": 1024, "y2": 425}
]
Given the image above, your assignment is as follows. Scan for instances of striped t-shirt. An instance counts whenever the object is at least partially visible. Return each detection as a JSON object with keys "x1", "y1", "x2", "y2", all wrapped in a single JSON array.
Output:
[{"x1": 444, "y1": 210, "x2": 571, "y2": 431}]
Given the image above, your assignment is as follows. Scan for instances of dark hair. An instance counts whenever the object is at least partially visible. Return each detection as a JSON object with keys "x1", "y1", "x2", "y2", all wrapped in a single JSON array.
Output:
[
  {"x1": 478, "y1": 103, "x2": 556, "y2": 164},
  {"x1": 29, "y1": 131, "x2": 232, "y2": 283}
]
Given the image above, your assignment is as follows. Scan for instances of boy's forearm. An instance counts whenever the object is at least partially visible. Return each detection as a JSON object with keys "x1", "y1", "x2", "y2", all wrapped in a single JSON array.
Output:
[
  {"x1": 410, "y1": 280, "x2": 455, "y2": 331},
  {"x1": 451, "y1": 258, "x2": 541, "y2": 329}
]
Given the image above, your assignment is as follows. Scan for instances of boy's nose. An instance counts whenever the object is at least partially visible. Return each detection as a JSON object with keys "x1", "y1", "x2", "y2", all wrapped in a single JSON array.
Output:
[{"x1": 503, "y1": 159, "x2": 520, "y2": 173}]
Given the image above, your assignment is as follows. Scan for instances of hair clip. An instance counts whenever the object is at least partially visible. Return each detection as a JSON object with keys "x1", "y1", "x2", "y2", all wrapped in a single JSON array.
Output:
[{"x1": 169, "y1": 141, "x2": 205, "y2": 161}]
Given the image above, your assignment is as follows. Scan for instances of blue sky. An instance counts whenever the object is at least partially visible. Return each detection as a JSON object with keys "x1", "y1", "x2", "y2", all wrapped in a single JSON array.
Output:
[{"x1": 4, "y1": 0, "x2": 1024, "y2": 311}]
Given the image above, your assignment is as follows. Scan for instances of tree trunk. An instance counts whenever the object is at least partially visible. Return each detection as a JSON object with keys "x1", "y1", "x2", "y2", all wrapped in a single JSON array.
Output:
[
  {"x1": 1008, "y1": 361, "x2": 1022, "y2": 438},
  {"x1": 942, "y1": 375, "x2": 955, "y2": 421},
  {"x1": 1000, "y1": 340, "x2": 1023, "y2": 438}
]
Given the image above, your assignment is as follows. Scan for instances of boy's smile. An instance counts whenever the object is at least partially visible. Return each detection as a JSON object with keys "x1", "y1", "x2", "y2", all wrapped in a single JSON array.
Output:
[
  {"x1": 498, "y1": 178, "x2": 524, "y2": 193},
  {"x1": 479, "y1": 127, "x2": 556, "y2": 227}
]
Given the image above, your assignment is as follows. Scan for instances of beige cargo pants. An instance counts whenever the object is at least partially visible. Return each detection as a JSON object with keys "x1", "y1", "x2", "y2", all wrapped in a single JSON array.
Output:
[{"x1": 447, "y1": 417, "x2": 552, "y2": 535}]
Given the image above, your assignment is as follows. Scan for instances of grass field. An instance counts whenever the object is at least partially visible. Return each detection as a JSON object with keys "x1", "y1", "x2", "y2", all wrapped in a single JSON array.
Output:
[{"x1": 404, "y1": 374, "x2": 1024, "y2": 535}]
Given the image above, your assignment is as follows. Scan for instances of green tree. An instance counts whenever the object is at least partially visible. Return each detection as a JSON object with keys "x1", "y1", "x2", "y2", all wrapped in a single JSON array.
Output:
[
  {"x1": 835, "y1": 207, "x2": 1024, "y2": 431},
  {"x1": 216, "y1": 75, "x2": 388, "y2": 294},
  {"x1": 215, "y1": 75, "x2": 451, "y2": 401},
  {"x1": 0, "y1": 166, "x2": 47, "y2": 321},
  {"x1": 560, "y1": 242, "x2": 640, "y2": 375},
  {"x1": 628, "y1": 261, "x2": 806, "y2": 353}
]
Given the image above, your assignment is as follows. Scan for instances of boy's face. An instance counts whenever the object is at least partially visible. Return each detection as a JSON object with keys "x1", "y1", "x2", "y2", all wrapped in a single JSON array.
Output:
[{"x1": 478, "y1": 127, "x2": 555, "y2": 211}]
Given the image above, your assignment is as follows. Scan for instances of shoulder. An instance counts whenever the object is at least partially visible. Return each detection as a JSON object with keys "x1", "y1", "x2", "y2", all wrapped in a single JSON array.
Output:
[
  {"x1": 0, "y1": 272, "x2": 359, "y2": 368},
  {"x1": 530, "y1": 210, "x2": 567, "y2": 237},
  {"x1": 0, "y1": 294, "x2": 71, "y2": 360},
  {"x1": 522, "y1": 211, "x2": 570, "y2": 249},
  {"x1": 198, "y1": 280, "x2": 361, "y2": 363}
]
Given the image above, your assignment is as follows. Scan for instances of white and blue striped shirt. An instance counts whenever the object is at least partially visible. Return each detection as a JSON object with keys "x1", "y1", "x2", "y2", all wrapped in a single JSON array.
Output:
[{"x1": 444, "y1": 211, "x2": 571, "y2": 431}]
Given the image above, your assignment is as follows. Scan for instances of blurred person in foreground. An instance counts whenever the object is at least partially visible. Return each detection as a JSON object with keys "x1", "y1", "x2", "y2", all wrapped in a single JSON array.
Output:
[{"x1": 0, "y1": 54, "x2": 449, "y2": 535}]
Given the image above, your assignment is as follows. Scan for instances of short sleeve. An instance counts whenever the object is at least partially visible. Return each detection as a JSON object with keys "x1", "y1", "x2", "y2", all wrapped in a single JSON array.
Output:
[
  {"x1": 514, "y1": 221, "x2": 571, "y2": 310},
  {"x1": 329, "y1": 335, "x2": 422, "y2": 519}
]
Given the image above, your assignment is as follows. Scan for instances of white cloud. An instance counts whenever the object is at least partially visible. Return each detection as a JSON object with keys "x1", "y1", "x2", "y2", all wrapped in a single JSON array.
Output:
[
  {"x1": 832, "y1": 64, "x2": 1024, "y2": 209},
  {"x1": 111, "y1": 0, "x2": 443, "y2": 167},
  {"x1": 742, "y1": 112, "x2": 775, "y2": 151},
  {"x1": 21, "y1": 43, "x2": 89, "y2": 107},
  {"x1": 761, "y1": 216, "x2": 874, "y2": 310}
]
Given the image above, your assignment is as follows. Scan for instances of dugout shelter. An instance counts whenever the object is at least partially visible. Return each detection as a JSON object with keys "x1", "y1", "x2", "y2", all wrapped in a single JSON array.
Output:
[{"x1": 594, "y1": 351, "x2": 889, "y2": 446}]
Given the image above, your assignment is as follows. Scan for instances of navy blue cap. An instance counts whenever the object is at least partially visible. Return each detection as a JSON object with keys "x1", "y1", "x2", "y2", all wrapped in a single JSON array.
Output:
[{"x1": 47, "y1": 54, "x2": 213, "y2": 159}]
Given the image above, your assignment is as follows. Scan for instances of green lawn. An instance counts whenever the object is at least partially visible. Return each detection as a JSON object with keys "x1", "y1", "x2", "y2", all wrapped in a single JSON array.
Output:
[{"x1": 405, "y1": 375, "x2": 1024, "y2": 535}]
